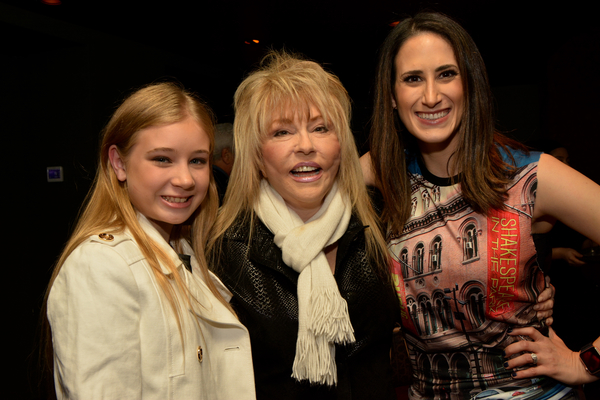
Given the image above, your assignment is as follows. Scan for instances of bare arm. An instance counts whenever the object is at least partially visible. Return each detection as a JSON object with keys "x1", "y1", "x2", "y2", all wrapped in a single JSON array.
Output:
[
  {"x1": 552, "y1": 247, "x2": 585, "y2": 265},
  {"x1": 533, "y1": 153, "x2": 600, "y2": 245}
]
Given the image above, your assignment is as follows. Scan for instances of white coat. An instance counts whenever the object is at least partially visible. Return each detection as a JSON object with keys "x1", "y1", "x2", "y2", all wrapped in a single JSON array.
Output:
[{"x1": 47, "y1": 215, "x2": 255, "y2": 400}]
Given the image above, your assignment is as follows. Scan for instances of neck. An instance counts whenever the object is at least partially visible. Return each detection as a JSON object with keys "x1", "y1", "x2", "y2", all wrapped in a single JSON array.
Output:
[
  {"x1": 417, "y1": 132, "x2": 461, "y2": 178},
  {"x1": 148, "y1": 217, "x2": 173, "y2": 242},
  {"x1": 420, "y1": 150, "x2": 457, "y2": 178},
  {"x1": 288, "y1": 203, "x2": 320, "y2": 223}
]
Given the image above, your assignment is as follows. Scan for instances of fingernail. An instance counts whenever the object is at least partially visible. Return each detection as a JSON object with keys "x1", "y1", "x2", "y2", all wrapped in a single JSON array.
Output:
[
  {"x1": 512, "y1": 372, "x2": 517, "y2": 377},
  {"x1": 507, "y1": 327, "x2": 513, "y2": 333},
  {"x1": 503, "y1": 362, "x2": 509, "y2": 368},
  {"x1": 502, "y1": 350, "x2": 506, "y2": 357}
]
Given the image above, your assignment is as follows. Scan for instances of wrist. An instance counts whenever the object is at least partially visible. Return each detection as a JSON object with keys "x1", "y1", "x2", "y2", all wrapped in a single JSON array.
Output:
[
  {"x1": 579, "y1": 342, "x2": 600, "y2": 379},
  {"x1": 553, "y1": 248, "x2": 566, "y2": 260}
]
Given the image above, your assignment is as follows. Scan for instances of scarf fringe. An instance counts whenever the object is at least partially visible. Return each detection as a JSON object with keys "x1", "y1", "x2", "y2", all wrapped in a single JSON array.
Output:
[
  {"x1": 291, "y1": 333, "x2": 337, "y2": 386},
  {"x1": 309, "y1": 287, "x2": 355, "y2": 343}
]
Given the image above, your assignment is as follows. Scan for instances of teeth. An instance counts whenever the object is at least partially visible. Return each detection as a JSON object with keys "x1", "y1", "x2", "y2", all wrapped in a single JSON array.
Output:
[
  {"x1": 417, "y1": 110, "x2": 449, "y2": 120},
  {"x1": 162, "y1": 196, "x2": 189, "y2": 203},
  {"x1": 292, "y1": 166, "x2": 318, "y2": 173}
]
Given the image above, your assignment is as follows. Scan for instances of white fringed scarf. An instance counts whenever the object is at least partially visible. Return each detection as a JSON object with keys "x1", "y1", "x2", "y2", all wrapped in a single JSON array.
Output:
[{"x1": 254, "y1": 179, "x2": 355, "y2": 386}]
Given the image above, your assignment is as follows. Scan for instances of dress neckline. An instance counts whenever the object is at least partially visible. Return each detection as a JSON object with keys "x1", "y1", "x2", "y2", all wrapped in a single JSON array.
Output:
[{"x1": 416, "y1": 157, "x2": 460, "y2": 187}]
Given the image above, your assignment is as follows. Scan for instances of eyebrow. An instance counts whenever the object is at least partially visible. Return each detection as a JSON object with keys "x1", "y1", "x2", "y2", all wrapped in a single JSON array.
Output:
[
  {"x1": 270, "y1": 118, "x2": 294, "y2": 126},
  {"x1": 147, "y1": 147, "x2": 209, "y2": 154},
  {"x1": 270, "y1": 114, "x2": 324, "y2": 126},
  {"x1": 401, "y1": 64, "x2": 459, "y2": 76}
]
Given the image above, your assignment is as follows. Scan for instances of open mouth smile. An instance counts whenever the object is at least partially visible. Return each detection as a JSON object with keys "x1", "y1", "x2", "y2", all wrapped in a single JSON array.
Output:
[
  {"x1": 291, "y1": 165, "x2": 321, "y2": 177},
  {"x1": 161, "y1": 196, "x2": 191, "y2": 203},
  {"x1": 416, "y1": 110, "x2": 450, "y2": 120}
]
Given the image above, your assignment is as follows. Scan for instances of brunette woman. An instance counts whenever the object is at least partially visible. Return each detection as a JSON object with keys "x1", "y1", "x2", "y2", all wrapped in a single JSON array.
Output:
[{"x1": 361, "y1": 12, "x2": 600, "y2": 399}]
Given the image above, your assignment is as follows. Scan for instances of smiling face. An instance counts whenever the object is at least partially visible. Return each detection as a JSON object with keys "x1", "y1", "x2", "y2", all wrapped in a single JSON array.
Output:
[
  {"x1": 260, "y1": 105, "x2": 341, "y2": 221},
  {"x1": 110, "y1": 115, "x2": 211, "y2": 240},
  {"x1": 393, "y1": 32, "x2": 464, "y2": 155}
]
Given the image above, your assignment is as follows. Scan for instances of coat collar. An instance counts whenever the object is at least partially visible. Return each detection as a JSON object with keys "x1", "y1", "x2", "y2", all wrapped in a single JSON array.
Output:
[{"x1": 136, "y1": 214, "x2": 237, "y2": 323}]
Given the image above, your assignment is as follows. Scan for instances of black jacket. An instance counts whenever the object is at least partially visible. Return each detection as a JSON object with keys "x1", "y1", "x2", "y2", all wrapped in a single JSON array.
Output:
[{"x1": 214, "y1": 213, "x2": 400, "y2": 400}]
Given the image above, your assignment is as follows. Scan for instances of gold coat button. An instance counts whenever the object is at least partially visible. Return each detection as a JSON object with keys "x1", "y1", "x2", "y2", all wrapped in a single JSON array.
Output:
[
  {"x1": 197, "y1": 346, "x2": 203, "y2": 363},
  {"x1": 98, "y1": 233, "x2": 114, "y2": 241}
]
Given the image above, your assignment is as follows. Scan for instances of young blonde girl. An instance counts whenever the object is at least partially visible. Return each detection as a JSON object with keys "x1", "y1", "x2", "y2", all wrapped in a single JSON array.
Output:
[{"x1": 43, "y1": 82, "x2": 255, "y2": 400}]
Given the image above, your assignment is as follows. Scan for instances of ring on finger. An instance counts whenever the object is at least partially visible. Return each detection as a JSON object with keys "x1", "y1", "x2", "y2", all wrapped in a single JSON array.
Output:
[{"x1": 531, "y1": 352, "x2": 538, "y2": 365}]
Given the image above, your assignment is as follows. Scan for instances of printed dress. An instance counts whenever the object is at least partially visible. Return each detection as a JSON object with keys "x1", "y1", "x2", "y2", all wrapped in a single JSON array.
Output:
[{"x1": 390, "y1": 150, "x2": 576, "y2": 400}]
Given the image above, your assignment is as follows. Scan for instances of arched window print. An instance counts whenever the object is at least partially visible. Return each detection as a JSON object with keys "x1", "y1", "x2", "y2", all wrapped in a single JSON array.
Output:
[
  {"x1": 529, "y1": 181, "x2": 537, "y2": 205},
  {"x1": 452, "y1": 354, "x2": 475, "y2": 393},
  {"x1": 427, "y1": 302, "x2": 438, "y2": 334},
  {"x1": 419, "y1": 295, "x2": 433, "y2": 336},
  {"x1": 411, "y1": 197, "x2": 418, "y2": 216},
  {"x1": 407, "y1": 297, "x2": 422, "y2": 336},
  {"x1": 400, "y1": 248, "x2": 409, "y2": 278},
  {"x1": 466, "y1": 286, "x2": 486, "y2": 328},
  {"x1": 432, "y1": 354, "x2": 451, "y2": 396},
  {"x1": 443, "y1": 296, "x2": 453, "y2": 329},
  {"x1": 417, "y1": 354, "x2": 435, "y2": 398},
  {"x1": 433, "y1": 292, "x2": 452, "y2": 332},
  {"x1": 463, "y1": 223, "x2": 479, "y2": 261},
  {"x1": 525, "y1": 176, "x2": 537, "y2": 215},
  {"x1": 413, "y1": 243, "x2": 425, "y2": 274},
  {"x1": 430, "y1": 236, "x2": 442, "y2": 271}
]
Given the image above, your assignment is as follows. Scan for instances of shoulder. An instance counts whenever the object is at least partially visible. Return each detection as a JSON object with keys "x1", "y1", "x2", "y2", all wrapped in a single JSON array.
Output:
[
  {"x1": 223, "y1": 213, "x2": 251, "y2": 240},
  {"x1": 55, "y1": 232, "x2": 144, "y2": 294},
  {"x1": 68, "y1": 231, "x2": 144, "y2": 267},
  {"x1": 500, "y1": 147, "x2": 541, "y2": 168},
  {"x1": 223, "y1": 215, "x2": 277, "y2": 258},
  {"x1": 48, "y1": 232, "x2": 145, "y2": 322}
]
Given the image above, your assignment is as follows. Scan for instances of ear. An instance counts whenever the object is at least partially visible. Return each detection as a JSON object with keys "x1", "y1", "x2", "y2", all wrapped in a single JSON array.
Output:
[
  {"x1": 221, "y1": 147, "x2": 234, "y2": 165},
  {"x1": 258, "y1": 156, "x2": 267, "y2": 179},
  {"x1": 108, "y1": 145, "x2": 127, "y2": 182},
  {"x1": 259, "y1": 165, "x2": 267, "y2": 179},
  {"x1": 391, "y1": 96, "x2": 397, "y2": 109}
]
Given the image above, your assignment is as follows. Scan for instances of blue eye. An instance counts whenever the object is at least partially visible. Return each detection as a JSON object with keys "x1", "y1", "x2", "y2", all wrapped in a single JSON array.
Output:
[
  {"x1": 190, "y1": 158, "x2": 208, "y2": 165},
  {"x1": 153, "y1": 156, "x2": 170, "y2": 163}
]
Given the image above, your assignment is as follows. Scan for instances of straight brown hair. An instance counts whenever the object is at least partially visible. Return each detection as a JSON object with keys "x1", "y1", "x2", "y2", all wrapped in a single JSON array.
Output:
[{"x1": 369, "y1": 12, "x2": 526, "y2": 235}]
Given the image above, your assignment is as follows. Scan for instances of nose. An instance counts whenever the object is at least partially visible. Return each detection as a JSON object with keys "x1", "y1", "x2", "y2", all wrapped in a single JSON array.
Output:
[
  {"x1": 295, "y1": 130, "x2": 315, "y2": 154},
  {"x1": 422, "y1": 80, "x2": 441, "y2": 108},
  {"x1": 172, "y1": 163, "x2": 195, "y2": 189}
]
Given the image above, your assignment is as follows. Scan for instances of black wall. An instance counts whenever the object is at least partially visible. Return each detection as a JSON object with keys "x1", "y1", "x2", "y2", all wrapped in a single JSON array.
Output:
[{"x1": 2, "y1": 1, "x2": 598, "y2": 398}]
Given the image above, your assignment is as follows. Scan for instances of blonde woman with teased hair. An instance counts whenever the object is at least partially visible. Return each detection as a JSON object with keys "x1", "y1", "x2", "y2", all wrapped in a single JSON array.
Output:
[
  {"x1": 209, "y1": 51, "x2": 400, "y2": 399},
  {"x1": 43, "y1": 82, "x2": 255, "y2": 400}
]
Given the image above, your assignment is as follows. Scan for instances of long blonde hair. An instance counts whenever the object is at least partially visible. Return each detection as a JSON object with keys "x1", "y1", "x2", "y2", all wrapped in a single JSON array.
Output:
[
  {"x1": 42, "y1": 82, "x2": 231, "y2": 383},
  {"x1": 209, "y1": 51, "x2": 390, "y2": 279}
]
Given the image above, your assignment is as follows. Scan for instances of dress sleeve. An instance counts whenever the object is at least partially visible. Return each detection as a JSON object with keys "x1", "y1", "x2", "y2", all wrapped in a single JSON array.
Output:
[{"x1": 47, "y1": 240, "x2": 142, "y2": 399}]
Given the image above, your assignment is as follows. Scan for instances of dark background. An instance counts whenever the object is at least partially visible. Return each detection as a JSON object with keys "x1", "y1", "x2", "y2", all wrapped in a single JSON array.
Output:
[{"x1": 2, "y1": 1, "x2": 598, "y2": 398}]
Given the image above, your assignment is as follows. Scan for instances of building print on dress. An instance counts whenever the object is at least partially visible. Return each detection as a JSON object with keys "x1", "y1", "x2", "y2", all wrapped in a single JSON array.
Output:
[{"x1": 390, "y1": 162, "x2": 545, "y2": 398}]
